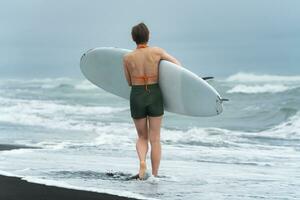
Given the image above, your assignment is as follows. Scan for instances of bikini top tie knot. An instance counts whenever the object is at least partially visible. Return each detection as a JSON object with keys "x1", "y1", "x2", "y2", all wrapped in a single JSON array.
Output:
[
  {"x1": 132, "y1": 75, "x2": 157, "y2": 92},
  {"x1": 136, "y1": 44, "x2": 148, "y2": 49}
]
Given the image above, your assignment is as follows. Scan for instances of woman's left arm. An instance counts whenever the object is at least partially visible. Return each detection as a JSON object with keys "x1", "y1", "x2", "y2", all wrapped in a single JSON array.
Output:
[{"x1": 123, "y1": 57, "x2": 132, "y2": 86}]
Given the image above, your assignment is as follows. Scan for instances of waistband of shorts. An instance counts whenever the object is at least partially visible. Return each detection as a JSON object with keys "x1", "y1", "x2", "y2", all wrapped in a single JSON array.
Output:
[{"x1": 131, "y1": 83, "x2": 160, "y2": 89}]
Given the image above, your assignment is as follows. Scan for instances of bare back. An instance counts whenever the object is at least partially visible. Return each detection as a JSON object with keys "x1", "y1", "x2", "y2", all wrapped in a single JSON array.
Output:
[
  {"x1": 124, "y1": 47, "x2": 161, "y2": 85},
  {"x1": 123, "y1": 46, "x2": 181, "y2": 86}
]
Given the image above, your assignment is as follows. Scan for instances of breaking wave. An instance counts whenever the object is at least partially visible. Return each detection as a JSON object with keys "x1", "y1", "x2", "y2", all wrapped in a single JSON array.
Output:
[
  {"x1": 226, "y1": 72, "x2": 300, "y2": 83},
  {"x1": 227, "y1": 84, "x2": 296, "y2": 94}
]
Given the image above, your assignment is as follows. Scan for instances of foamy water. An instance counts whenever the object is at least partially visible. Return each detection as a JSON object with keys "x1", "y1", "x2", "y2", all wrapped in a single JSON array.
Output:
[{"x1": 0, "y1": 73, "x2": 300, "y2": 199}]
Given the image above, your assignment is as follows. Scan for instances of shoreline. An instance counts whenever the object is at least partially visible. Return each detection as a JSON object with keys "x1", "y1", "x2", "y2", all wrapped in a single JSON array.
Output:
[
  {"x1": 0, "y1": 175, "x2": 139, "y2": 200},
  {"x1": 0, "y1": 144, "x2": 140, "y2": 200}
]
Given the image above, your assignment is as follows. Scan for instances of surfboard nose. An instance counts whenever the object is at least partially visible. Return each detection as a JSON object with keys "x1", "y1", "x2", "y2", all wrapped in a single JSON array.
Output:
[
  {"x1": 80, "y1": 53, "x2": 86, "y2": 63},
  {"x1": 80, "y1": 54, "x2": 87, "y2": 75},
  {"x1": 80, "y1": 48, "x2": 95, "y2": 72}
]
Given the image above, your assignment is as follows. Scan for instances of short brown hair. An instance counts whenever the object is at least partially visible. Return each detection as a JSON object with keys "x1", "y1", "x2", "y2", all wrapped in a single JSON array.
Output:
[{"x1": 131, "y1": 22, "x2": 149, "y2": 44}]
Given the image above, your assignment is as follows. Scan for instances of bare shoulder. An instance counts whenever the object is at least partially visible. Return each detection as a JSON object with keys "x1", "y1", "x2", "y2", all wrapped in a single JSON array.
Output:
[
  {"x1": 150, "y1": 46, "x2": 181, "y2": 66},
  {"x1": 150, "y1": 46, "x2": 165, "y2": 55},
  {"x1": 123, "y1": 52, "x2": 131, "y2": 62},
  {"x1": 151, "y1": 46, "x2": 164, "y2": 52}
]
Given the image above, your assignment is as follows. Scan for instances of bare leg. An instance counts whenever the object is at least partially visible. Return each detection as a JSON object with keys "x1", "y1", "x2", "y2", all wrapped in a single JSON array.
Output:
[
  {"x1": 133, "y1": 117, "x2": 148, "y2": 179},
  {"x1": 148, "y1": 116, "x2": 163, "y2": 176}
]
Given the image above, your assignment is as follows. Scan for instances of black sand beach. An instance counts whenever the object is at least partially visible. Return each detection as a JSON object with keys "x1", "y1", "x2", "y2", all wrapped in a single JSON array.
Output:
[
  {"x1": 0, "y1": 144, "x2": 139, "y2": 200},
  {"x1": 0, "y1": 143, "x2": 40, "y2": 151}
]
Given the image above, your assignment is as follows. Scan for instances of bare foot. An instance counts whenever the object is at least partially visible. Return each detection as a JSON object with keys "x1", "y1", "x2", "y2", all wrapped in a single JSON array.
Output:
[{"x1": 138, "y1": 161, "x2": 147, "y2": 179}]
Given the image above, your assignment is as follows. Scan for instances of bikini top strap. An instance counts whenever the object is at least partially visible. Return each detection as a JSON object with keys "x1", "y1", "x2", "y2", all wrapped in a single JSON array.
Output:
[
  {"x1": 132, "y1": 75, "x2": 158, "y2": 91},
  {"x1": 132, "y1": 75, "x2": 157, "y2": 80}
]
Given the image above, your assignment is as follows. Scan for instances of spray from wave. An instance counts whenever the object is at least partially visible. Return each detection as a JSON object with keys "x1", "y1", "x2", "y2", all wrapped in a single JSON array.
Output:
[
  {"x1": 227, "y1": 84, "x2": 295, "y2": 94},
  {"x1": 226, "y1": 72, "x2": 300, "y2": 83},
  {"x1": 225, "y1": 72, "x2": 300, "y2": 94}
]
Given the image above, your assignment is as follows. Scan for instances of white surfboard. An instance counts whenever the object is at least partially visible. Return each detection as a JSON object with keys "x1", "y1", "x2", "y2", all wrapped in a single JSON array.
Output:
[{"x1": 80, "y1": 47, "x2": 224, "y2": 116}]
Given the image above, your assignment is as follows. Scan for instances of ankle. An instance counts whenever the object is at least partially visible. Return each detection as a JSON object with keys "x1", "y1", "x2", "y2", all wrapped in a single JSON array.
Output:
[
  {"x1": 140, "y1": 161, "x2": 146, "y2": 167},
  {"x1": 152, "y1": 173, "x2": 158, "y2": 177}
]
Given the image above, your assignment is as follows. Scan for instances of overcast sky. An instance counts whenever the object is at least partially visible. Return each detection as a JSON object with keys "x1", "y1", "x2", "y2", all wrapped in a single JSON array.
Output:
[{"x1": 0, "y1": 0, "x2": 299, "y2": 78}]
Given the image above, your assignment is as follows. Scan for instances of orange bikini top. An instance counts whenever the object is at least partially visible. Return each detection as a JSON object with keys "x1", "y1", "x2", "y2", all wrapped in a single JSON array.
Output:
[{"x1": 133, "y1": 44, "x2": 157, "y2": 91}]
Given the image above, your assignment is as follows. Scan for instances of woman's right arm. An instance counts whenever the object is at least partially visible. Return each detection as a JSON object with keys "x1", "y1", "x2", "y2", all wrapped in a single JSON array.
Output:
[{"x1": 155, "y1": 47, "x2": 182, "y2": 66}]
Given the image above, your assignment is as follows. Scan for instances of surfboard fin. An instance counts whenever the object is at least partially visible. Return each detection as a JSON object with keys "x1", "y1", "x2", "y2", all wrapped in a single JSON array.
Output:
[
  {"x1": 202, "y1": 76, "x2": 214, "y2": 80},
  {"x1": 220, "y1": 98, "x2": 229, "y2": 102}
]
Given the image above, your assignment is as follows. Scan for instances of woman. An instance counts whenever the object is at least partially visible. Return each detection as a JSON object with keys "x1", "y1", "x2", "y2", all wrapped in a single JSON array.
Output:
[{"x1": 123, "y1": 22, "x2": 181, "y2": 179}]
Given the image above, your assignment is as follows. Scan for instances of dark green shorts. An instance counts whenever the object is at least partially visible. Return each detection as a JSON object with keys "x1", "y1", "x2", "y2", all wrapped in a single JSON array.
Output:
[{"x1": 130, "y1": 83, "x2": 164, "y2": 119}]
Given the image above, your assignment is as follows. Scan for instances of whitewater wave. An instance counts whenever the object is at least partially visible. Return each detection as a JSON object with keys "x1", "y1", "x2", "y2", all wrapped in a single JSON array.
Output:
[
  {"x1": 0, "y1": 97, "x2": 124, "y2": 115},
  {"x1": 45, "y1": 110, "x2": 300, "y2": 149},
  {"x1": 161, "y1": 127, "x2": 236, "y2": 147},
  {"x1": 0, "y1": 96, "x2": 128, "y2": 131},
  {"x1": 263, "y1": 111, "x2": 300, "y2": 140},
  {"x1": 226, "y1": 72, "x2": 300, "y2": 83},
  {"x1": 40, "y1": 81, "x2": 99, "y2": 91},
  {"x1": 162, "y1": 111, "x2": 300, "y2": 147},
  {"x1": 40, "y1": 83, "x2": 73, "y2": 89},
  {"x1": 74, "y1": 80, "x2": 99, "y2": 90},
  {"x1": 0, "y1": 77, "x2": 73, "y2": 84},
  {"x1": 8, "y1": 110, "x2": 300, "y2": 150},
  {"x1": 0, "y1": 78, "x2": 99, "y2": 91},
  {"x1": 39, "y1": 79, "x2": 99, "y2": 91},
  {"x1": 227, "y1": 84, "x2": 296, "y2": 94},
  {"x1": 1, "y1": 83, "x2": 299, "y2": 149}
]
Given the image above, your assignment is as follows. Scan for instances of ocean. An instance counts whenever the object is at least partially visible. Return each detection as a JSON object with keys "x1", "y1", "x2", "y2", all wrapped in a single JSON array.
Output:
[{"x1": 0, "y1": 72, "x2": 299, "y2": 199}]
